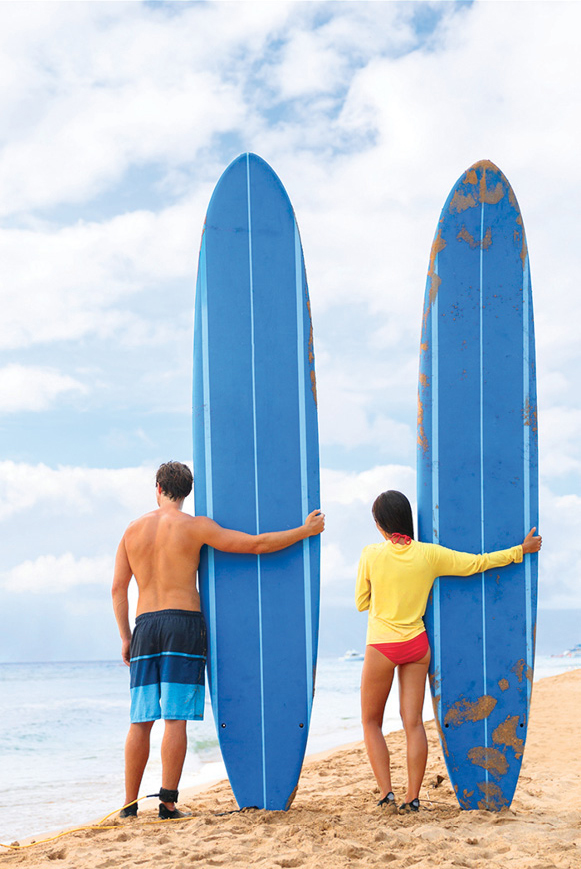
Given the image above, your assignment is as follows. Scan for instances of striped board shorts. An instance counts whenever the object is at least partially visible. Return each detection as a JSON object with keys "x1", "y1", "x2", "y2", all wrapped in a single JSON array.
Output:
[{"x1": 129, "y1": 609, "x2": 207, "y2": 723}]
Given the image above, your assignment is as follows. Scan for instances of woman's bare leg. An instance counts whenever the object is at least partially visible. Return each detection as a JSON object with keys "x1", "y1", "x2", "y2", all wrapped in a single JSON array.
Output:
[
  {"x1": 398, "y1": 649, "x2": 431, "y2": 803},
  {"x1": 361, "y1": 645, "x2": 396, "y2": 799}
]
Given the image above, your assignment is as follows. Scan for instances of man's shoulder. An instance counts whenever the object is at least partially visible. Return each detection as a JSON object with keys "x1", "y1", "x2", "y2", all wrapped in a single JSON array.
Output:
[
  {"x1": 179, "y1": 512, "x2": 210, "y2": 527},
  {"x1": 124, "y1": 508, "x2": 158, "y2": 533},
  {"x1": 173, "y1": 513, "x2": 217, "y2": 540},
  {"x1": 173, "y1": 513, "x2": 217, "y2": 548}
]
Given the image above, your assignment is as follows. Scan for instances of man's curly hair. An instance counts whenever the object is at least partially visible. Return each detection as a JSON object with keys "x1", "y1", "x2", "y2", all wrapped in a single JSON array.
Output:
[{"x1": 155, "y1": 462, "x2": 193, "y2": 501}]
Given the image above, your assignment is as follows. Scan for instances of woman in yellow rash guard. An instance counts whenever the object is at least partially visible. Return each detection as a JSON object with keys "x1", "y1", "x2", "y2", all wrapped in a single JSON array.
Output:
[{"x1": 356, "y1": 490, "x2": 542, "y2": 813}]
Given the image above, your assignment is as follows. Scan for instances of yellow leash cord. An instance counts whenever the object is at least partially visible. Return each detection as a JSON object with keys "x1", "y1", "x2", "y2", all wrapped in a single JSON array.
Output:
[{"x1": 0, "y1": 795, "x2": 197, "y2": 851}]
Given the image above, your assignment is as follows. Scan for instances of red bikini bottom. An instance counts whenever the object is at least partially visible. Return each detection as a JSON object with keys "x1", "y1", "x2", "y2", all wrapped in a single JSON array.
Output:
[{"x1": 370, "y1": 631, "x2": 429, "y2": 665}]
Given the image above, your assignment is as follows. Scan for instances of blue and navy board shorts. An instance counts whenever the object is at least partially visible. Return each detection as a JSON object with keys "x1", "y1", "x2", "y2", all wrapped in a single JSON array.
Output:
[{"x1": 129, "y1": 609, "x2": 207, "y2": 723}]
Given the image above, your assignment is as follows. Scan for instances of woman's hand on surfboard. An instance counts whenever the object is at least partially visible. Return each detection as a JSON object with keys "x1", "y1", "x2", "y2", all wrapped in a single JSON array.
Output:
[
  {"x1": 522, "y1": 527, "x2": 542, "y2": 554},
  {"x1": 304, "y1": 509, "x2": 325, "y2": 536}
]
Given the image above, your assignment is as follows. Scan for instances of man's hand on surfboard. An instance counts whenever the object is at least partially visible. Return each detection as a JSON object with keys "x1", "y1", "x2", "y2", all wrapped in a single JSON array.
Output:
[
  {"x1": 304, "y1": 509, "x2": 325, "y2": 536},
  {"x1": 522, "y1": 527, "x2": 542, "y2": 554}
]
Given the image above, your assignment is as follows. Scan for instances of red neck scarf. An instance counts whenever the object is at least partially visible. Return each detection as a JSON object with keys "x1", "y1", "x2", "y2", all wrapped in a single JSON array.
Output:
[{"x1": 390, "y1": 533, "x2": 412, "y2": 546}]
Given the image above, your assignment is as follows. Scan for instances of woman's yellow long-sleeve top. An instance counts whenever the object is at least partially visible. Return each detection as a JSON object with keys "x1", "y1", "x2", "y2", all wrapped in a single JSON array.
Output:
[{"x1": 355, "y1": 539, "x2": 523, "y2": 644}]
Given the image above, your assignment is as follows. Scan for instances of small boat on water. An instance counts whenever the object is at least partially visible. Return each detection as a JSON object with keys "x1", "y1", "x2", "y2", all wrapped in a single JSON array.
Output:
[
  {"x1": 340, "y1": 649, "x2": 365, "y2": 662},
  {"x1": 551, "y1": 643, "x2": 581, "y2": 658}
]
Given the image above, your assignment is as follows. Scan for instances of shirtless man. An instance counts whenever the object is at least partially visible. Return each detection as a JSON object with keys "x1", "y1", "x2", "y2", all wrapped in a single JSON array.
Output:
[{"x1": 112, "y1": 461, "x2": 325, "y2": 819}]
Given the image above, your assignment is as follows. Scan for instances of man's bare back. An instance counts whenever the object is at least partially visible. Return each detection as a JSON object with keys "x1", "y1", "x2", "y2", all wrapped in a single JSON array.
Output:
[{"x1": 122, "y1": 506, "x2": 205, "y2": 615}]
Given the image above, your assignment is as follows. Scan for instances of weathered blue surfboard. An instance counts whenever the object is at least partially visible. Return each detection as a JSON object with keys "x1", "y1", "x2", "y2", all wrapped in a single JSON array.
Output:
[
  {"x1": 193, "y1": 153, "x2": 320, "y2": 810},
  {"x1": 417, "y1": 160, "x2": 538, "y2": 811}
]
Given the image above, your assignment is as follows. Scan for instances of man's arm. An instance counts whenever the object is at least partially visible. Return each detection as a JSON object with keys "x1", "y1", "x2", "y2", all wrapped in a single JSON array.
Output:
[
  {"x1": 196, "y1": 509, "x2": 325, "y2": 555},
  {"x1": 111, "y1": 535, "x2": 133, "y2": 666}
]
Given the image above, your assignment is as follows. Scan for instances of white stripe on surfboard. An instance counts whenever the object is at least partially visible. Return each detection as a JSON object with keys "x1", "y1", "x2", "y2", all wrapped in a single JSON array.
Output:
[
  {"x1": 199, "y1": 237, "x2": 219, "y2": 715},
  {"x1": 294, "y1": 224, "x2": 314, "y2": 722},
  {"x1": 479, "y1": 201, "x2": 490, "y2": 796},
  {"x1": 523, "y1": 252, "x2": 533, "y2": 706},
  {"x1": 246, "y1": 153, "x2": 268, "y2": 807},
  {"x1": 431, "y1": 252, "x2": 442, "y2": 720},
  {"x1": 479, "y1": 202, "x2": 490, "y2": 771}
]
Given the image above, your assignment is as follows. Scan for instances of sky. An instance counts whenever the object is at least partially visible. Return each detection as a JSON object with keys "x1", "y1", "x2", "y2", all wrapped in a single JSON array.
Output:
[{"x1": 1, "y1": 0, "x2": 580, "y2": 662}]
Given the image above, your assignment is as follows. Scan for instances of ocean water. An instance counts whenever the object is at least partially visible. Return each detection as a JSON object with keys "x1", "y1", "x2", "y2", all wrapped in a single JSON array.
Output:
[{"x1": 0, "y1": 654, "x2": 578, "y2": 845}]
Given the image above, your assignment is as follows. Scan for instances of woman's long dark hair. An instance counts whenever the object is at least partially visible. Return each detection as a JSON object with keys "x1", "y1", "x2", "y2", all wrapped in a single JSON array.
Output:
[{"x1": 372, "y1": 490, "x2": 415, "y2": 539}]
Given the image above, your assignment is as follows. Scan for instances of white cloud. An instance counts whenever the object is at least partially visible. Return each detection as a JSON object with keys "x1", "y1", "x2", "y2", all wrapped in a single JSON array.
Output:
[
  {"x1": 320, "y1": 541, "x2": 356, "y2": 586},
  {"x1": 0, "y1": 2, "x2": 289, "y2": 215},
  {"x1": 0, "y1": 461, "x2": 159, "y2": 522},
  {"x1": 0, "y1": 199, "x2": 202, "y2": 350},
  {"x1": 261, "y1": 4, "x2": 419, "y2": 103},
  {"x1": 315, "y1": 345, "x2": 416, "y2": 458},
  {"x1": 0, "y1": 2, "x2": 432, "y2": 218},
  {"x1": 539, "y1": 406, "x2": 581, "y2": 481},
  {"x1": 0, "y1": 364, "x2": 86, "y2": 412},
  {"x1": 537, "y1": 486, "x2": 581, "y2": 609},
  {"x1": 1, "y1": 552, "x2": 113, "y2": 594},
  {"x1": 321, "y1": 464, "x2": 415, "y2": 507},
  {"x1": 0, "y1": 74, "x2": 244, "y2": 216},
  {"x1": 318, "y1": 384, "x2": 413, "y2": 457}
]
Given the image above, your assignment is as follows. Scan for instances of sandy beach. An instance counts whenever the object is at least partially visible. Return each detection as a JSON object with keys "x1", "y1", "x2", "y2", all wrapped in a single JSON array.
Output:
[{"x1": 2, "y1": 668, "x2": 579, "y2": 868}]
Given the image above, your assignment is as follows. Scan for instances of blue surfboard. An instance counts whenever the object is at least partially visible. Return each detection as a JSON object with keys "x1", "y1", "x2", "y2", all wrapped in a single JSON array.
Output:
[
  {"x1": 417, "y1": 160, "x2": 538, "y2": 811},
  {"x1": 193, "y1": 153, "x2": 320, "y2": 810}
]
